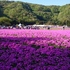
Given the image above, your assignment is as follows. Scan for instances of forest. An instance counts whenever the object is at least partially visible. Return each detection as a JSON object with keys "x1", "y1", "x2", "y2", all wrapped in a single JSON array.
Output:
[{"x1": 0, "y1": 1, "x2": 70, "y2": 26}]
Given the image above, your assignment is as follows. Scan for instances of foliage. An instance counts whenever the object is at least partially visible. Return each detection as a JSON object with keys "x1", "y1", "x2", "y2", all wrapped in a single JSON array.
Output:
[
  {"x1": 0, "y1": 1, "x2": 70, "y2": 26},
  {"x1": 0, "y1": 17, "x2": 12, "y2": 26},
  {"x1": 58, "y1": 4, "x2": 70, "y2": 26}
]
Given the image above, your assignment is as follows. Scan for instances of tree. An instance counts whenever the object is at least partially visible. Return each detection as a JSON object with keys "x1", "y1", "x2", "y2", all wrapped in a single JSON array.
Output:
[
  {"x1": 0, "y1": 17, "x2": 12, "y2": 26},
  {"x1": 58, "y1": 4, "x2": 70, "y2": 26},
  {"x1": 0, "y1": 1, "x2": 70, "y2": 26}
]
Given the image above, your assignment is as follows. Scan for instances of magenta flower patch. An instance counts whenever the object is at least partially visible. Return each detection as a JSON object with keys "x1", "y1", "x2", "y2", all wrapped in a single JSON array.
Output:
[{"x1": 0, "y1": 29, "x2": 70, "y2": 70}]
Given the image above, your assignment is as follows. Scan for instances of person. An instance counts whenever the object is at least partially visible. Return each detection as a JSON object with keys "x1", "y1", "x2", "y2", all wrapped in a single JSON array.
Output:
[
  {"x1": 47, "y1": 26, "x2": 50, "y2": 30},
  {"x1": 18, "y1": 23, "x2": 22, "y2": 29},
  {"x1": 63, "y1": 26, "x2": 65, "y2": 30}
]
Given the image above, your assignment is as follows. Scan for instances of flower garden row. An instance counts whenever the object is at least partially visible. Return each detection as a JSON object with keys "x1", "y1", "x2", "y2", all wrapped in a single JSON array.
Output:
[{"x1": 0, "y1": 29, "x2": 70, "y2": 70}]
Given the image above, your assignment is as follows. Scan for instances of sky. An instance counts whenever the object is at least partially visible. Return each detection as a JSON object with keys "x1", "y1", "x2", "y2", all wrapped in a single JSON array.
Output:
[{"x1": 10, "y1": 0, "x2": 70, "y2": 6}]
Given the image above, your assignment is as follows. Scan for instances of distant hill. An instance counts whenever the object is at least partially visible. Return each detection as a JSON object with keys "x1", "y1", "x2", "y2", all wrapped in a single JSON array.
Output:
[{"x1": 0, "y1": 1, "x2": 70, "y2": 26}]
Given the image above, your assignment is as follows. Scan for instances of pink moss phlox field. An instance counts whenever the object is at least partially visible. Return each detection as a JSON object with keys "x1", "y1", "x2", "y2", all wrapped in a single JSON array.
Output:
[{"x1": 0, "y1": 29, "x2": 70, "y2": 70}]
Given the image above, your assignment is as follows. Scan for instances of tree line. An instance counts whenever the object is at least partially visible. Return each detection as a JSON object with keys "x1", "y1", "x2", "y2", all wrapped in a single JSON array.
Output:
[{"x1": 0, "y1": 1, "x2": 70, "y2": 26}]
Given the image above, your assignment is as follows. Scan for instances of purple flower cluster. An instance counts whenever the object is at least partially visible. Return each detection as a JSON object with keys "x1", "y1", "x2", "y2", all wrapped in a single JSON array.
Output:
[{"x1": 0, "y1": 29, "x2": 70, "y2": 70}]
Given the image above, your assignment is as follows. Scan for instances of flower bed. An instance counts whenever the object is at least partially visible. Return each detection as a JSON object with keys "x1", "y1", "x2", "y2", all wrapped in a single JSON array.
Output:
[{"x1": 0, "y1": 29, "x2": 70, "y2": 70}]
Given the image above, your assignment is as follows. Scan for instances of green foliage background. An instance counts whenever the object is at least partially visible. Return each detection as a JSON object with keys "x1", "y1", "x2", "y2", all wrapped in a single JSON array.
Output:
[{"x1": 0, "y1": 1, "x2": 70, "y2": 26}]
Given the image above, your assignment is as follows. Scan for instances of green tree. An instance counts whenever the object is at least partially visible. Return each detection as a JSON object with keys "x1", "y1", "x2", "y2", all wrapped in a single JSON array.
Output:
[
  {"x1": 0, "y1": 17, "x2": 12, "y2": 26},
  {"x1": 58, "y1": 4, "x2": 70, "y2": 26}
]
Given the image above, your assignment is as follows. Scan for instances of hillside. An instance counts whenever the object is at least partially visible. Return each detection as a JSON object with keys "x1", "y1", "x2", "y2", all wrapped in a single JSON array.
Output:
[{"x1": 0, "y1": 1, "x2": 70, "y2": 26}]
